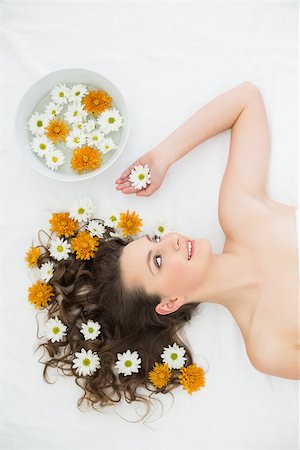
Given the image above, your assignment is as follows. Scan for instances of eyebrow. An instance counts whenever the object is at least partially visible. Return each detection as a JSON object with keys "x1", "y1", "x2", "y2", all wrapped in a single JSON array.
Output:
[{"x1": 145, "y1": 234, "x2": 154, "y2": 276}]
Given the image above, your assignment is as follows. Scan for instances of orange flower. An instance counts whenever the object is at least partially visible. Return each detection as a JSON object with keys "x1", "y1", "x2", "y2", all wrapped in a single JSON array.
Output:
[
  {"x1": 178, "y1": 364, "x2": 206, "y2": 395},
  {"x1": 28, "y1": 280, "x2": 55, "y2": 309},
  {"x1": 117, "y1": 210, "x2": 143, "y2": 237},
  {"x1": 24, "y1": 246, "x2": 41, "y2": 267},
  {"x1": 82, "y1": 90, "x2": 112, "y2": 117},
  {"x1": 45, "y1": 117, "x2": 71, "y2": 144},
  {"x1": 148, "y1": 362, "x2": 172, "y2": 389},
  {"x1": 70, "y1": 231, "x2": 100, "y2": 260},
  {"x1": 49, "y1": 212, "x2": 78, "y2": 238},
  {"x1": 71, "y1": 145, "x2": 102, "y2": 174}
]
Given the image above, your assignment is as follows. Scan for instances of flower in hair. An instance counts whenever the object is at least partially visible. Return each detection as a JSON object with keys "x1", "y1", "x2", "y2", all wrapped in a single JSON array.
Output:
[
  {"x1": 128, "y1": 164, "x2": 151, "y2": 190},
  {"x1": 178, "y1": 364, "x2": 206, "y2": 395},
  {"x1": 49, "y1": 211, "x2": 78, "y2": 238},
  {"x1": 72, "y1": 348, "x2": 101, "y2": 376},
  {"x1": 28, "y1": 280, "x2": 55, "y2": 309},
  {"x1": 24, "y1": 246, "x2": 41, "y2": 268},
  {"x1": 115, "y1": 350, "x2": 142, "y2": 376},
  {"x1": 70, "y1": 231, "x2": 100, "y2": 260},
  {"x1": 117, "y1": 210, "x2": 143, "y2": 237},
  {"x1": 148, "y1": 362, "x2": 172, "y2": 389},
  {"x1": 86, "y1": 220, "x2": 106, "y2": 238},
  {"x1": 80, "y1": 320, "x2": 102, "y2": 340},
  {"x1": 49, "y1": 236, "x2": 72, "y2": 261},
  {"x1": 103, "y1": 209, "x2": 120, "y2": 228},
  {"x1": 69, "y1": 198, "x2": 94, "y2": 222},
  {"x1": 160, "y1": 343, "x2": 187, "y2": 369},
  {"x1": 45, "y1": 316, "x2": 68, "y2": 343},
  {"x1": 39, "y1": 261, "x2": 54, "y2": 283}
]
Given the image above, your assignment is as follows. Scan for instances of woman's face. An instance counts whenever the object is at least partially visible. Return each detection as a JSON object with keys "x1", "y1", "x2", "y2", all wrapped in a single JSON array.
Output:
[{"x1": 120, "y1": 232, "x2": 212, "y2": 311}]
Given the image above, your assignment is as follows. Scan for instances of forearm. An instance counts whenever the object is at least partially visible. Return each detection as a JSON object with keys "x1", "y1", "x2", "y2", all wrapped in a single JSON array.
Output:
[{"x1": 152, "y1": 81, "x2": 258, "y2": 167}]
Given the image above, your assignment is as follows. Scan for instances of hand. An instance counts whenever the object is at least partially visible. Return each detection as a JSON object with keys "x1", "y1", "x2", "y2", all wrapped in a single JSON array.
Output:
[{"x1": 115, "y1": 149, "x2": 171, "y2": 197}]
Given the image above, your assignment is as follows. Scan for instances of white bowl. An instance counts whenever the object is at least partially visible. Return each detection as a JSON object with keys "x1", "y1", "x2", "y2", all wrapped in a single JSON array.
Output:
[{"x1": 15, "y1": 67, "x2": 130, "y2": 181}]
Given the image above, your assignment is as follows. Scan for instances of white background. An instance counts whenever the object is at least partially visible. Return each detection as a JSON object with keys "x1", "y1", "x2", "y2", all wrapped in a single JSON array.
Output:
[{"x1": 0, "y1": 1, "x2": 299, "y2": 449}]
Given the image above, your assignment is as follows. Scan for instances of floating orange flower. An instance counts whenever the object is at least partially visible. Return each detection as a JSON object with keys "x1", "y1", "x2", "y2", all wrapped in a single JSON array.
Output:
[
  {"x1": 82, "y1": 90, "x2": 112, "y2": 117},
  {"x1": 178, "y1": 364, "x2": 206, "y2": 395},
  {"x1": 117, "y1": 210, "x2": 143, "y2": 237},
  {"x1": 70, "y1": 231, "x2": 100, "y2": 260},
  {"x1": 148, "y1": 362, "x2": 172, "y2": 389},
  {"x1": 45, "y1": 117, "x2": 71, "y2": 144},
  {"x1": 24, "y1": 246, "x2": 41, "y2": 267},
  {"x1": 28, "y1": 280, "x2": 55, "y2": 309},
  {"x1": 49, "y1": 212, "x2": 78, "y2": 238},
  {"x1": 71, "y1": 145, "x2": 102, "y2": 174}
]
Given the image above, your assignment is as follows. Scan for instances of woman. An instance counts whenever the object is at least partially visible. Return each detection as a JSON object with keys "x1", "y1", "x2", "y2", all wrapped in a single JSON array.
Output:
[{"x1": 115, "y1": 81, "x2": 299, "y2": 380}]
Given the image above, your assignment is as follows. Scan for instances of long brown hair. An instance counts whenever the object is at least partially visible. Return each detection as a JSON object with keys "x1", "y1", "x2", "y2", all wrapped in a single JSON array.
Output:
[{"x1": 34, "y1": 231, "x2": 202, "y2": 423}]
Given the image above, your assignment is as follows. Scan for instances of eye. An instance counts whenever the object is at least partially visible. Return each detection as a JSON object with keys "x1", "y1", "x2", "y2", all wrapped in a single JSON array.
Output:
[{"x1": 152, "y1": 235, "x2": 162, "y2": 268}]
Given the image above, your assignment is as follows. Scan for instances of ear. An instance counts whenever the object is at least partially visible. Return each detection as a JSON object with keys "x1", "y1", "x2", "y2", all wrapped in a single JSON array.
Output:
[{"x1": 155, "y1": 296, "x2": 186, "y2": 315}]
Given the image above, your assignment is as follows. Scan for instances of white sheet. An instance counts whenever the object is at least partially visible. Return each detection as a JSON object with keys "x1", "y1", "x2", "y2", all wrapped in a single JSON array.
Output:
[{"x1": 1, "y1": 1, "x2": 299, "y2": 449}]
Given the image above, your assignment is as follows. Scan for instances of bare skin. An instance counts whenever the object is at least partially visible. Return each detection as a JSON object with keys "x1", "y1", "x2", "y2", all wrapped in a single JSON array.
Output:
[{"x1": 116, "y1": 82, "x2": 299, "y2": 379}]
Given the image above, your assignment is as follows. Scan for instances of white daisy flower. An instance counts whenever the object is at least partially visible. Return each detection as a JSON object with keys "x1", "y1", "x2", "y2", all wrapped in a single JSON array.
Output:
[
  {"x1": 66, "y1": 130, "x2": 86, "y2": 150},
  {"x1": 45, "y1": 316, "x2": 68, "y2": 343},
  {"x1": 152, "y1": 219, "x2": 173, "y2": 237},
  {"x1": 44, "y1": 101, "x2": 63, "y2": 118},
  {"x1": 97, "y1": 108, "x2": 123, "y2": 135},
  {"x1": 115, "y1": 349, "x2": 142, "y2": 376},
  {"x1": 103, "y1": 209, "x2": 120, "y2": 228},
  {"x1": 128, "y1": 164, "x2": 151, "y2": 190},
  {"x1": 67, "y1": 83, "x2": 88, "y2": 102},
  {"x1": 30, "y1": 135, "x2": 55, "y2": 158},
  {"x1": 160, "y1": 343, "x2": 187, "y2": 370},
  {"x1": 50, "y1": 83, "x2": 70, "y2": 105},
  {"x1": 80, "y1": 320, "x2": 102, "y2": 340},
  {"x1": 86, "y1": 130, "x2": 105, "y2": 149},
  {"x1": 28, "y1": 112, "x2": 50, "y2": 135},
  {"x1": 69, "y1": 198, "x2": 94, "y2": 223},
  {"x1": 49, "y1": 236, "x2": 71, "y2": 261},
  {"x1": 73, "y1": 121, "x2": 86, "y2": 133},
  {"x1": 86, "y1": 220, "x2": 106, "y2": 238},
  {"x1": 84, "y1": 119, "x2": 97, "y2": 133},
  {"x1": 98, "y1": 137, "x2": 117, "y2": 155},
  {"x1": 39, "y1": 261, "x2": 55, "y2": 282},
  {"x1": 64, "y1": 101, "x2": 88, "y2": 124},
  {"x1": 72, "y1": 348, "x2": 101, "y2": 376},
  {"x1": 45, "y1": 148, "x2": 65, "y2": 171}
]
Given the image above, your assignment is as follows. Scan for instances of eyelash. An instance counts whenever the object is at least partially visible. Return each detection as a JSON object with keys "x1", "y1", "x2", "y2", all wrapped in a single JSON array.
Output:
[{"x1": 152, "y1": 235, "x2": 162, "y2": 268}]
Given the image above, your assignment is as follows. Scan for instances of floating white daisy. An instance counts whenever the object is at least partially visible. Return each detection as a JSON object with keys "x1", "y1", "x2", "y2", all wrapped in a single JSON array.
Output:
[
  {"x1": 73, "y1": 121, "x2": 86, "y2": 133},
  {"x1": 84, "y1": 119, "x2": 97, "y2": 133},
  {"x1": 66, "y1": 130, "x2": 86, "y2": 150},
  {"x1": 50, "y1": 83, "x2": 70, "y2": 105},
  {"x1": 98, "y1": 137, "x2": 117, "y2": 155},
  {"x1": 86, "y1": 220, "x2": 106, "y2": 238},
  {"x1": 30, "y1": 135, "x2": 55, "y2": 158},
  {"x1": 67, "y1": 83, "x2": 88, "y2": 102},
  {"x1": 152, "y1": 219, "x2": 173, "y2": 237},
  {"x1": 72, "y1": 348, "x2": 101, "y2": 376},
  {"x1": 115, "y1": 349, "x2": 142, "y2": 376},
  {"x1": 64, "y1": 101, "x2": 88, "y2": 124},
  {"x1": 28, "y1": 112, "x2": 50, "y2": 135},
  {"x1": 128, "y1": 164, "x2": 151, "y2": 190},
  {"x1": 86, "y1": 130, "x2": 105, "y2": 149},
  {"x1": 49, "y1": 236, "x2": 72, "y2": 261},
  {"x1": 45, "y1": 316, "x2": 68, "y2": 343},
  {"x1": 97, "y1": 108, "x2": 123, "y2": 135},
  {"x1": 80, "y1": 320, "x2": 102, "y2": 340},
  {"x1": 45, "y1": 148, "x2": 65, "y2": 171},
  {"x1": 160, "y1": 343, "x2": 187, "y2": 370},
  {"x1": 103, "y1": 209, "x2": 120, "y2": 228},
  {"x1": 39, "y1": 260, "x2": 55, "y2": 282},
  {"x1": 69, "y1": 198, "x2": 94, "y2": 223},
  {"x1": 44, "y1": 101, "x2": 63, "y2": 119}
]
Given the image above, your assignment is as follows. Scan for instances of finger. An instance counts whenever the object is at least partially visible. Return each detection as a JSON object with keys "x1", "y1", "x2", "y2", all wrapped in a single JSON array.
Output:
[
  {"x1": 121, "y1": 186, "x2": 139, "y2": 194},
  {"x1": 115, "y1": 180, "x2": 132, "y2": 190}
]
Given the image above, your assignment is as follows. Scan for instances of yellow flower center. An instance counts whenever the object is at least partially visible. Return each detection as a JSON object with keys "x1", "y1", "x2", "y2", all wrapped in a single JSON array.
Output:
[
  {"x1": 108, "y1": 117, "x2": 115, "y2": 123},
  {"x1": 171, "y1": 353, "x2": 178, "y2": 360},
  {"x1": 73, "y1": 111, "x2": 78, "y2": 116},
  {"x1": 52, "y1": 110, "x2": 56, "y2": 115},
  {"x1": 37, "y1": 120, "x2": 43, "y2": 127},
  {"x1": 74, "y1": 137, "x2": 80, "y2": 143},
  {"x1": 75, "y1": 91, "x2": 80, "y2": 96},
  {"x1": 52, "y1": 157, "x2": 58, "y2": 163},
  {"x1": 52, "y1": 327, "x2": 60, "y2": 335},
  {"x1": 78, "y1": 208, "x2": 85, "y2": 214},
  {"x1": 83, "y1": 155, "x2": 89, "y2": 162},
  {"x1": 59, "y1": 92, "x2": 64, "y2": 97},
  {"x1": 93, "y1": 99, "x2": 100, "y2": 105},
  {"x1": 158, "y1": 225, "x2": 164, "y2": 233},
  {"x1": 40, "y1": 144, "x2": 46, "y2": 150},
  {"x1": 138, "y1": 174, "x2": 145, "y2": 180},
  {"x1": 82, "y1": 358, "x2": 91, "y2": 366},
  {"x1": 125, "y1": 360, "x2": 132, "y2": 367},
  {"x1": 88, "y1": 327, "x2": 94, "y2": 333},
  {"x1": 54, "y1": 127, "x2": 61, "y2": 134},
  {"x1": 92, "y1": 136, "x2": 98, "y2": 141},
  {"x1": 61, "y1": 220, "x2": 67, "y2": 226},
  {"x1": 57, "y1": 245, "x2": 63, "y2": 252}
]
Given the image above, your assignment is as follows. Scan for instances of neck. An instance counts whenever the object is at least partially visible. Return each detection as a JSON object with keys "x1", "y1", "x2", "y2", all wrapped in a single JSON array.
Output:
[{"x1": 190, "y1": 251, "x2": 262, "y2": 318}]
